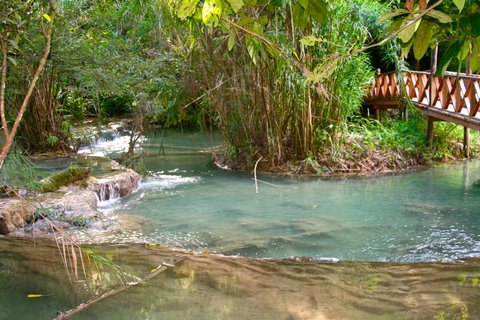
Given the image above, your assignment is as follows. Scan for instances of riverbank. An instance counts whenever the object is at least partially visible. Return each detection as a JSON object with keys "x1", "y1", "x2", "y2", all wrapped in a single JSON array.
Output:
[
  {"x1": 0, "y1": 157, "x2": 141, "y2": 238},
  {"x1": 218, "y1": 130, "x2": 478, "y2": 178}
]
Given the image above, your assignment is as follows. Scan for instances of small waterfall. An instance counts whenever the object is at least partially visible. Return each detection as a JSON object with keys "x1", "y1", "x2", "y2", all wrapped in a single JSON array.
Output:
[
  {"x1": 96, "y1": 181, "x2": 120, "y2": 201},
  {"x1": 89, "y1": 170, "x2": 140, "y2": 203}
]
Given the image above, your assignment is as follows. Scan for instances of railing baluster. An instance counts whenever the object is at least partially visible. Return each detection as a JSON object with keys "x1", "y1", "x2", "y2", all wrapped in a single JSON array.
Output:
[{"x1": 365, "y1": 71, "x2": 480, "y2": 127}]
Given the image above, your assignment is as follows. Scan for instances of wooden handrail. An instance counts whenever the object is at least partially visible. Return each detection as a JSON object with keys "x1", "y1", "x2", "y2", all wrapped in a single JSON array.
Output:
[{"x1": 366, "y1": 71, "x2": 480, "y2": 123}]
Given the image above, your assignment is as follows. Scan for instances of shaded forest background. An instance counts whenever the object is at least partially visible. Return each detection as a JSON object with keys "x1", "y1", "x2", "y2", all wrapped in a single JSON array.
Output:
[{"x1": 1, "y1": 0, "x2": 479, "y2": 174}]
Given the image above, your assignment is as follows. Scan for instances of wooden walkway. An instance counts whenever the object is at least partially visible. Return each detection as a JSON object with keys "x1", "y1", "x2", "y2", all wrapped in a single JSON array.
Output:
[{"x1": 365, "y1": 70, "x2": 480, "y2": 130}]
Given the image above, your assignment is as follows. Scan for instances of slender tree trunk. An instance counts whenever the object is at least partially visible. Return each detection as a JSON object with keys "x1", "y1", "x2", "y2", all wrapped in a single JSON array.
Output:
[
  {"x1": 0, "y1": 36, "x2": 9, "y2": 137},
  {"x1": 0, "y1": 15, "x2": 54, "y2": 169}
]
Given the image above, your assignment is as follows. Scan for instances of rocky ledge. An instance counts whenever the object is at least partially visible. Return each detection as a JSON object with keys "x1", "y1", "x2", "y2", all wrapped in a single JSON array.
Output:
[
  {"x1": 87, "y1": 169, "x2": 140, "y2": 201},
  {"x1": 0, "y1": 166, "x2": 141, "y2": 236}
]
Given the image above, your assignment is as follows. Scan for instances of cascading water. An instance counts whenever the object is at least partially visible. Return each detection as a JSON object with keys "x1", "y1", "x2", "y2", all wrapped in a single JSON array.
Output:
[{"x1": 96, "y1": 181, "x2": 120, "y2": 201}]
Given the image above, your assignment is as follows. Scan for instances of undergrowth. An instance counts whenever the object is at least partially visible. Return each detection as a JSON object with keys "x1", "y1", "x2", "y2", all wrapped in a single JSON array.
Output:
[{"x1": 287, "y1": 111, "x2": 480, "y2": 176}]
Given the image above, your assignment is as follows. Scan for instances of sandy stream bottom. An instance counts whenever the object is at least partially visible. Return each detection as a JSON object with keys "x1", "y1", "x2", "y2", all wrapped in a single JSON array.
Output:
[{"x1": 1, "y1": 236, "x2": 480, "y2": 320}]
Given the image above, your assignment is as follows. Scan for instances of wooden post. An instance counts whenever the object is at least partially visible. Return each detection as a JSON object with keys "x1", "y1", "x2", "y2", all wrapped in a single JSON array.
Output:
[
  {"x1": 426, "y1": 45, "x2": 438, "y2": 144},
  {"x1": 427, "y1": 117, "x2": 434, "y2": 146},
  {"x1": 464, "y1": 44, "x2": 472, "y2": 159},
  {"x1": 429, "y1": 45, "x2": 438, "y2": 109},
  {"x1": 464, "y1": 127, "x2": 470, "y2": 158}
]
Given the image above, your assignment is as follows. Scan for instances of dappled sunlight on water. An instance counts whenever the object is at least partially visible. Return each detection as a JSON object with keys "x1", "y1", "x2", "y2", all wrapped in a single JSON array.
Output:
[{"x1": 1, "y1": 238, "x2": 480, "y2": 320}]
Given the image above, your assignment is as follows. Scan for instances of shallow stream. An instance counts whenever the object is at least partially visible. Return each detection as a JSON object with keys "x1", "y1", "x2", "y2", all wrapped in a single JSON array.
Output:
[
  {"x1": 93, "y1": 128, "x2": 480, "y2": 262},
  {"x1": 2, "y1": 127, "x2": 480, "y2": 319}
]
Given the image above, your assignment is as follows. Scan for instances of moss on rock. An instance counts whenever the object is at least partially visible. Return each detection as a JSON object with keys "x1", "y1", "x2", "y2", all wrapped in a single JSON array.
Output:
[{"x1": 39, "y1": 167, "x2": 91, "y2": 192}]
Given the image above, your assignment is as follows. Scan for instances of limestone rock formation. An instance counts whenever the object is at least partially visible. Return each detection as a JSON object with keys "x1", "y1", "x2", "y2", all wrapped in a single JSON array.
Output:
[
  {"x1": 0, "y1": 199, "x2": 35, "y2": 234},
  {"x1": 88, "y1": 169, "x2": 140, "y2": 201}
]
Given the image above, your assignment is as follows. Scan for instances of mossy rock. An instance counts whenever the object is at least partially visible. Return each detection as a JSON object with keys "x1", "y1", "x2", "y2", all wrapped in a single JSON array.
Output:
[{"x1": 39, "y1": 167, "x2": 90, "y2": 192}]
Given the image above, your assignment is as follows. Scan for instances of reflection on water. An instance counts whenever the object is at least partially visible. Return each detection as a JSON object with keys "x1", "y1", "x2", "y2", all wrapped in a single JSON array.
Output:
[
  {"x1": 83, "y1": 128, "x2": 480, "y2": 262},
  {"x1": 1, "y1": 237, "x2": 480, "y2": 320}
]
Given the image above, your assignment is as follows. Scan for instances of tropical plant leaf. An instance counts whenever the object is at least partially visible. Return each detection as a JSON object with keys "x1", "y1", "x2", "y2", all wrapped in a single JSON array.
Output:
[
  {"x1": 228, "y1": 28, "x2": 236, "y2": 51},
  {"x1": 8, "y1": 39, "x2": 19, "y2": 50},
  {"x1": 397, "y1": 17, "x2": 421, "y2": 43},
  {"x1": 401, "y1": 37, "x2": 414, "y2": 60},
  {"x1": 436, "y1": 41, "x2": 461, "y2": 76},
  {"x1": 308, "y1": 0, "x2": 327, "y2": 24},
  {"x1": 453, "y1": 0, "x2": 465, "y2": 12},
  {"x1": 177, "y1": 0, "x2": 200, "y2": 20},
  {"x1": 471, "y1": 37, "x2": 480, "y2": 72},
  {"x1": 458, "y1": 40, "x2": 470, "y2": 61},
  {"x1": 300, "y1": 35, "x2": 320, "y2": 46},
  {"x1": 426, "y1": 10, "x2": 452, "y2": 23},
  {"x1": 7, "y1": 56, "x2": 18, "y2": 66},
  {"x1": 413, "y1": 21, "x2": 432, "y2": 60},
  {"x1": 292, "y1": 3, "x2": 309, "y2": 30},
  {"x1": 43, "y1": 13, "x2": 51, "y2": 22},
  {"x1": 377, "y1": 8, "x2": 408, "y2": 24},
  {"x1": 298, "y1": 0, "x2": 308, "y2": 9},
  {"x1": 226, "y1": 0, "x2": 244, "y2": 13},
  {"x1": 202, "y1": 0, "x2": 223, "y2": 27}
]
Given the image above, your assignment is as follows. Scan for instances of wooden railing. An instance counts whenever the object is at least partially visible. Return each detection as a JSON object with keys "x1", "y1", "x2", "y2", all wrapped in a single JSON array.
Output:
[{"x1": 366, "y1": 71, "x2": 480, "y2": 129}]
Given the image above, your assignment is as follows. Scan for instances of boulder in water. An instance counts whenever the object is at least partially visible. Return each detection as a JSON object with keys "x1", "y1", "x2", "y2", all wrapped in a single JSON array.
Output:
[
  {"x1": 88, "y1": 169, "x2": 140, "y2": 201},
  {"x1": 0, "y1": 199, "x2": 35, "y2": 234}
]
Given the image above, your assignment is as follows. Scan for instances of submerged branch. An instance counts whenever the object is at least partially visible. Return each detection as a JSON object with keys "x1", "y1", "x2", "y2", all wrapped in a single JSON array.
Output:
[
  {"x1": 54, "y1": 256, "x2": 186, "y2": 320},
  {"x1": 253, "y1": 156, "x2": 263, "y2": 194}
]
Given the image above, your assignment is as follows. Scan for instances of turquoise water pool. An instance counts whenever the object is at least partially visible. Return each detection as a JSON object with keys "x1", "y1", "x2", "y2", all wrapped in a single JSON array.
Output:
[{"x1": 90, "y1": 128, "x2": 480, "y2": 262}]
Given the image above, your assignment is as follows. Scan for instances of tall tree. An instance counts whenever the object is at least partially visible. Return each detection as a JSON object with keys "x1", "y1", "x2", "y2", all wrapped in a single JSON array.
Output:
[{"x1": 0, "y1": 0, "x2": 55, "y2": 168}]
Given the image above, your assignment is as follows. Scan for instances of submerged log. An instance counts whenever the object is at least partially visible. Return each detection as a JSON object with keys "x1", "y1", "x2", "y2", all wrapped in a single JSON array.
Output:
[{"x1": 54, "y1": 256, "x2": 185, "y2": 320}]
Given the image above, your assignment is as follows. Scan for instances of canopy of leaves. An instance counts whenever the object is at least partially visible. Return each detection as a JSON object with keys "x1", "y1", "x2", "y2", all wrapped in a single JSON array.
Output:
[{"x1": 378, "y1": 0, "x2": 480, "y2": 74}]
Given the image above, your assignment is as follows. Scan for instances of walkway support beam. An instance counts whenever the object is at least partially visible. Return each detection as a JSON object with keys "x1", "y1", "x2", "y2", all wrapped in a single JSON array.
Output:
[{"x1": 427, "y1": 118, "x2": 434, "y2": 146}]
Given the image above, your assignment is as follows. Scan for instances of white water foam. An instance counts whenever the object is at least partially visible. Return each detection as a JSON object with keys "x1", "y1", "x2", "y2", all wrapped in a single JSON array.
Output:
[
  {"x1": 140, "y1": 174, "x2": 201, "y2": 191},
  {"x1": 78, "y1": 135, "x2": 147, "y2": 157}
]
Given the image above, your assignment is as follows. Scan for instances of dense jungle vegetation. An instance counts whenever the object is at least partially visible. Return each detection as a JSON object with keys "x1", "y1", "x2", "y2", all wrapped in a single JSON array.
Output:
[{"x1": 1, "y1": 0, "x2": 480, "y2": 177}]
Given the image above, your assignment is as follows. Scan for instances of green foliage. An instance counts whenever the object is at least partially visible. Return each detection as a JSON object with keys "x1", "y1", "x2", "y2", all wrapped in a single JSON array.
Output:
[
  {"x1": 99, "y1": 95, "x2": 134, "y2": 118},
  {"x1": 52, "y1": 0, "x2": 205, "y2": 131},
  {"x1": 349, "y1": 110, "x2": 480, "y2": 162},
  {"x1": 0, "y1": 148, "x2": 43, "y2": 191},
  {"x1": 379, "y1": 0, "x2": 480, "y2": 74},
  {"x1": 413, "y1": 20, "x2": 433, "y2": 60},
  {"x1": 47, "y1": 135, "x2": 59, "y2": 146},
  {"x1": 35, "y1": 207, "x2": 90, "y2": 229},
  {"x1": 168, "y1": 0, "x2": 387, "y2": 168},
  {"x1": 350, "y1": 115, "x2": 426, "y2": 155}
]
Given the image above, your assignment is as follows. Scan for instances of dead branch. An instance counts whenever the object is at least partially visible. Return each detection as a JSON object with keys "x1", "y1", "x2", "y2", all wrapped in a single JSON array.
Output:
[
  {"x1": 253, "y1": 156, "x2": 263, "y2": 194},
  {"x1": 54, "y1": 256, "x2": 186, "y2": 320}
]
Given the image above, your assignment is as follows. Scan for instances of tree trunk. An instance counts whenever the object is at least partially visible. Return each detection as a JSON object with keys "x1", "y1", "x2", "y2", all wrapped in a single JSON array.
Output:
[
  {"x1": 0, "y1": 14, "x2": 54, "y2": 169},
  {"x1": 0, "y1": 36, "x2": 8, "y2": 137}
]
